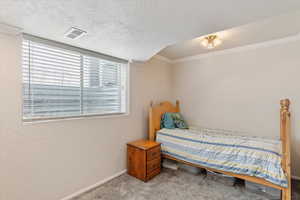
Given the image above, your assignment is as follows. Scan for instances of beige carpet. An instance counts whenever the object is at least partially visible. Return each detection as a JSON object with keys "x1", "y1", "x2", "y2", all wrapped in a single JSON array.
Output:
[{"x1": 72, "y1": 168, "x2": 300, "y2": 200}]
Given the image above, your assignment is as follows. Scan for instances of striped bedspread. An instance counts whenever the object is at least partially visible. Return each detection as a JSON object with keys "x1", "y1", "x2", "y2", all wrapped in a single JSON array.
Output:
[{"x1": 156, "y1": 127, "x2": 287, "y2": 187}]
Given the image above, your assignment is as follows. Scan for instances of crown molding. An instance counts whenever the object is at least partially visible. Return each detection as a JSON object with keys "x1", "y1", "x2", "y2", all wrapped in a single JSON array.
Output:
[
  {"x1": 153, "y1": 55, "x2": 172, "y2": 64},
  {"x1": 172, "y1": 33, "x2": 300, "y2": 63},
  {"x1": 0, "y1": 23, "x2": 22, "y2": 36}
]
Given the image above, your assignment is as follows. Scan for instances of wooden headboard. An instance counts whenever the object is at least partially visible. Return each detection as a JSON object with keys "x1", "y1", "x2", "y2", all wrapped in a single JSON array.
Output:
[{"x1": 149, "y1": 101, "x2": 180, "y2": 141}]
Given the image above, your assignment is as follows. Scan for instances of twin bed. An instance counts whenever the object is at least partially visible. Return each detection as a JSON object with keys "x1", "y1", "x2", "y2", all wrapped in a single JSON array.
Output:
[{"x1": 149, "y1": 99, "x2": 291, "y2": 200}]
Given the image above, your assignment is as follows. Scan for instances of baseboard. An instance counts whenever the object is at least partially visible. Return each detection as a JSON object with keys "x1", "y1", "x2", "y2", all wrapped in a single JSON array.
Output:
[
  {"x1": 60, "y1": 169, "x2": 298, "y2": 200},
  {"x1": 60, "y1": 169, "x2": 127, "y2": 200}
]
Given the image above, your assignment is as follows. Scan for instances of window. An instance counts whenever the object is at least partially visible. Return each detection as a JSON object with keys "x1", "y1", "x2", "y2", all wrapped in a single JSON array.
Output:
[{"x1": 22, "y1": 35, "x2": 128, "y2": 121}]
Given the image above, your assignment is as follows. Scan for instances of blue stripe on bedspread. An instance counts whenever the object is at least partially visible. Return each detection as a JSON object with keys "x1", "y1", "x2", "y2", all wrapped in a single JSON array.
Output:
[
  {"x1": 159, "y1": 139, "x2": 282, "y2": 172},
  {"x1": 156, "y1": 128, "x2": 287, "y2": 188},
  {"x1": 158, "y1": 132, "x2": 281, "y2": 156}
]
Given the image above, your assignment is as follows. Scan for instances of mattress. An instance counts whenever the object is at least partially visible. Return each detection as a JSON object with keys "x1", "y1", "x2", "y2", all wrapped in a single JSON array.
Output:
[{"x1": 156, "y1": 127, "x2": 287, "y2": 187}]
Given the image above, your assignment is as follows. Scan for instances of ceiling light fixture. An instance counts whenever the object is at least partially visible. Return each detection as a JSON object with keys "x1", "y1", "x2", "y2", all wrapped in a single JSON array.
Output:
[{"x1": 201, "y1": 35, "x2": 222, "y2": 49}]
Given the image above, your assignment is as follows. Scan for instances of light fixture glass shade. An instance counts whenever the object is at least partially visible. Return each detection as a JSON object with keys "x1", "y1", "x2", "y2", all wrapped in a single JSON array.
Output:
[
  {"x1": 201, "y1": 35, "x2": 222, "y2": 49},
  {"x1": 213, "y1": 38, "x2": 222, "y2": 47},
  {"x1": 201, "y1": 39, "x2": 208, "y2": 47}
]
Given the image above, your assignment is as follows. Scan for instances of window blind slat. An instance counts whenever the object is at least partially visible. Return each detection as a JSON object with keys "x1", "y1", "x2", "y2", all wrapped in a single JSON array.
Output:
[
  {"x1": 22, "y1": 37, "x2": 127, "y2": 121},
  {"x1": 82, "y1": 55, "x2": 122, "y2": 114},
  {"x1": 22, "y1": 60, "x2": 82, "y2": 72}
]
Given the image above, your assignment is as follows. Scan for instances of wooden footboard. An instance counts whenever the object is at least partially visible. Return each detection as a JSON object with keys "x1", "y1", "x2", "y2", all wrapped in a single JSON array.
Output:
[
  {"x1": 149, "y1": 99, "x2": 292, "y2": 200},
  {"x1": 280, "y1": 99, "x2": 291, "y2": 200}
]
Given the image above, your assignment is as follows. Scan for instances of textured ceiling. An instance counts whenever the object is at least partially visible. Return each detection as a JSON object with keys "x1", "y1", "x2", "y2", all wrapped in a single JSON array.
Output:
[
  {"x1": 159, "y1": 11, "x2": 300, "y2": 60},
  {"x1": 1, "y1": 1, "x2": 300, "y2": 61}
]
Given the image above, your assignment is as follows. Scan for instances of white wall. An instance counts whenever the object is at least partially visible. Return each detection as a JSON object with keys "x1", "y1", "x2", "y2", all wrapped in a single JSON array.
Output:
[
  {"x1": 0, "y1": 32, "x2": 172, "y2": 200},
  {"x1": 2, "y1": 28, "x2": 299, "y2": 200},
  {"x1": 172, "y1": 40, "x2": 300, "y2": 178}
]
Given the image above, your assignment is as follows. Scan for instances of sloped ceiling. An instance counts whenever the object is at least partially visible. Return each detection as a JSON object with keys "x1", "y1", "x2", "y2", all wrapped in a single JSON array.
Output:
[
  {"x1": 1, "y1": 0, "x2": 300, "y2": 61},
  {"x1": 159, "y1": 11, "x2": 300, "y2": 60}
]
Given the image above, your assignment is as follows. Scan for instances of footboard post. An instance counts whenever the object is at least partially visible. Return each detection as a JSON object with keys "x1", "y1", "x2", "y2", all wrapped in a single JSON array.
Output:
[{"x1": 280, "y1": 99, "x2": 291, "y2": 200}]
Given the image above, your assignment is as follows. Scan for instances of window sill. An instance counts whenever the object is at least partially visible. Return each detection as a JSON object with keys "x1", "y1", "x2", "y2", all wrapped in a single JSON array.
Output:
[{"x1": 22, "y1": 112, "x2": 130, "y2": 125}]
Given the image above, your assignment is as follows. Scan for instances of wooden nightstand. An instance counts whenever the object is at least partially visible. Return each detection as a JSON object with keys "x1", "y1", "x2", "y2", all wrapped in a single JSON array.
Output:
[{"x1": 127, "y1": 139, "x2": 161, "y2": 182}]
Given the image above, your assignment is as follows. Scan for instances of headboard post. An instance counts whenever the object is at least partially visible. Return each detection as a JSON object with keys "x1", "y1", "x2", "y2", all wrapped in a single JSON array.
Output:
[
  {"x1": 280, "y1": 99, "x2": 291, "y2": 199},
  {"x1": 149, "y1": 101, "x2": 155, "y2": 141},
  {"x1": 148, "y1": 100, "x2": 180, "y2": 141},
  {"x1": 176, "y1": 100, "x2": 180, "y2": 112}
]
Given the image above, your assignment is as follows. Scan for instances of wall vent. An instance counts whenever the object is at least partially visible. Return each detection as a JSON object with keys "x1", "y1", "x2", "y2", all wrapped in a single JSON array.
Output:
[{"x1": 64, "y1": 27, "x2": 87, "y2": 39}]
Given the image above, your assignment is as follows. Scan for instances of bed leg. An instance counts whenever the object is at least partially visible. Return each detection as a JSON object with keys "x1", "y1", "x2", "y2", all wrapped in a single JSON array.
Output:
[{"x1": 281, "y1": 186, "x2": 291, "y2": 200}]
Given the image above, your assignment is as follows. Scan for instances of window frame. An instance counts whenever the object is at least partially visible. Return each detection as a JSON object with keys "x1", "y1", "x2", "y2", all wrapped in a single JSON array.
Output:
[{"x1": 21, "y1": 34, "x2": 130, "y2": 122}]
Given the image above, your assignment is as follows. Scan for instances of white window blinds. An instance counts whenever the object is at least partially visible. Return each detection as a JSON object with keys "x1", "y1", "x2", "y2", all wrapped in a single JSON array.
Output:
[{"x1": 22, "y1": 35, "x2": 128, "y2": 121}]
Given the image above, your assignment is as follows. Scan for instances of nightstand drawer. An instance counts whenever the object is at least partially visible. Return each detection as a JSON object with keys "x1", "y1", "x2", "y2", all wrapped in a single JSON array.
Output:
[
  {"x1": 147, "y1": 157, "x2": 161, "y2": 173},
  {"x1": 146, "y1": 168, "x2": 161, "y2": 181},
  {"x1": 147, "y1": 146, "x2": 160, "y2": 161}
]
